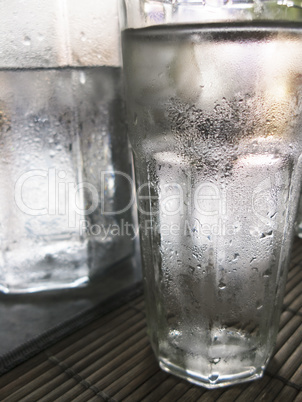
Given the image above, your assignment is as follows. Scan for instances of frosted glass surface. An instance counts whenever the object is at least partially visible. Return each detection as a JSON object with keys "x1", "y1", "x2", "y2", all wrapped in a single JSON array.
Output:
[{"x1": 0, "y1": 0, "x2": 120, "y2": 68}]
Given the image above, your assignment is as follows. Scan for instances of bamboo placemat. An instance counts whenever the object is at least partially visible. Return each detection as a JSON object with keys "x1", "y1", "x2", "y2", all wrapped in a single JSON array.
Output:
[{"x1": 0, "y1": 239, "x2": 301, "y2": 401}]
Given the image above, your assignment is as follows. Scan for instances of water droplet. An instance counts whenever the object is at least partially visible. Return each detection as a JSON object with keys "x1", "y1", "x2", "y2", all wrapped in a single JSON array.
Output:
[
  {"x1": 252, "y1": 267, "x2": 259, "y2": 273},
  {"x1": 197, "y1": 264, "x2": 201, "y2": 269},
  {"x1": 37, "y1": 33, "x2": 44, "y2": 41},
  {"x1": 49, "y1": 150, "x2": 55, "y2": 158},
  {"x1": 169, "y1": 329, "x2": 181, "y2": 338},
  {"x1": 208, "y1": 373, "x2": 219, "y2": 383},
  {"x1": 79, "y1": 71, "x2": 86, "y2": 84},
  {"x1": 263, "y1": 270, "x2": 271, "y2": 278},
  {"x1": 133, "y1": 113, "x2": 138, "y2": 125},
  {"x1": 80, "y1": 32, "x2": 86, "y2": 41},
  {"x1": 210, "y1": 357, "x2": 221, "y2": 364},
  {"x1": 233, "y1": 253, "x2": 239, "y2": 261},
  {"x1": 23, "y1": 36, "x2": 31, "y2": 46},
  {"x1": 218, "y1": 281, "x2": 226, "y2": 290},
  {"x1": 260, "y1": 230, "x2": 273, "y2": 239},
  {"x1": 257, "y1": 303, "x2": 263, "y2": 310}
]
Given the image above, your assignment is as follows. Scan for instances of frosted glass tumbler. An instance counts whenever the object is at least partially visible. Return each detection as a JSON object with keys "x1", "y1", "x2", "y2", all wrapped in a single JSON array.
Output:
[
  {"x1": 0, "y1": 0, "x2": 134, "y2": 293},
  {"x1": 120, "y1": 0, "x2": 302, "y2": 388}
]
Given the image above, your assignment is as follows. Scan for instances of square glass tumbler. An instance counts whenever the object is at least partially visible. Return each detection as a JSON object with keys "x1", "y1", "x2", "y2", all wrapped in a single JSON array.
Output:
[{"x1": 120, "y1": 0, "x2": 302, "y2": 388}]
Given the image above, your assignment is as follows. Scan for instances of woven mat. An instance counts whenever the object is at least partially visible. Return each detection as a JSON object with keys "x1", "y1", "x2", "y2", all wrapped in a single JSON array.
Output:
[{"x1": 0, "y1": 239, "x2": 301, "y2": 401}]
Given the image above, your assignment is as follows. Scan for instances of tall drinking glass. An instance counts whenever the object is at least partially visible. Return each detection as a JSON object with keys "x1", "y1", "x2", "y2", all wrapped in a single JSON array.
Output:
[
  {"x1": 0, "y1": 0, "x2": 134, "y2": 293},
  {"x1": 120, "y1": 0, "x2": 302, "y2": 388}
]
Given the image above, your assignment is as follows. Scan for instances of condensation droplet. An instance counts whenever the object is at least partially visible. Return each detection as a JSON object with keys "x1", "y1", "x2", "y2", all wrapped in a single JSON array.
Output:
[
  {"x1": 218, "y1": 281, "x2": 226, "y2": 290},
  {"x1": 263, "y1": 269, "x2": 272, "y2": 278},
  {"x1": 79, "y1": 71, "x2": 86, "y2": 84},
  {"x1": 49, "y1": 150, "x2": 55, "y2": 158},
  {"x1": 169, "y1": 329, "x2": 181, "y2": 338},
  {"x1": 80, "y1": 32, "x2": 86, "y2": 42},
  {"x1": 23, "y1": 36, "x2": 31, "y2": 46},
  {"x1": 133, "y1": 113, "x2": 138, "y2": 125}
]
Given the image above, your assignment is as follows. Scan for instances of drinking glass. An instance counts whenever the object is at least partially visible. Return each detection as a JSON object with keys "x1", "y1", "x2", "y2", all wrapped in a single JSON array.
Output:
[
  {"x1": 0, "y1": 0, "x2": 134, "y2": 293},
  {"x1": 120, "y1": 0, "x2": 302, "y2": 388}
]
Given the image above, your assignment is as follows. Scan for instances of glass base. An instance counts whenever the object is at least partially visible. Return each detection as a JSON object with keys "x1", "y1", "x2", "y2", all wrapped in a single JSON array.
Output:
[
  {"x1": 159, "y1": 358, "x2": 264, "y2": 389},
  {"x1": 0, "y1": 276, "x2": 89, "y2": 294},
  {"x1": 0, "y1": 237, "x2": 134, "y2": 294}
]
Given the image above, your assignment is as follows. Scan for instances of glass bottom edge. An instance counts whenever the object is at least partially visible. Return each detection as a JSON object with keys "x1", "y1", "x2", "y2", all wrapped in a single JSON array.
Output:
[
  {"x1": 159, "y1": 358, "x2": 264, "y2": 389},
  {"x1": 0, "y1": 276, "x2": 89, "y2": 294}
]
